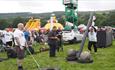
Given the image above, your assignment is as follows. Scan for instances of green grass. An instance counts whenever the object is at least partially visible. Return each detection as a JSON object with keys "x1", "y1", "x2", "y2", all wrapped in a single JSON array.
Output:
[{"x1": 0, "y1": 40, "x2": 115, "y2": 70}]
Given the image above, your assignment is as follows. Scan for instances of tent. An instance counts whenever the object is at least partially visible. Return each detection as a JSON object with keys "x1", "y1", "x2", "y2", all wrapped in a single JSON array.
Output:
[
  {"x1": 44, "y1": 23, "x2": 64, "y2": 30},
  {"x1": 44, "y1": 14, "x2": 64, "y2": 30}
]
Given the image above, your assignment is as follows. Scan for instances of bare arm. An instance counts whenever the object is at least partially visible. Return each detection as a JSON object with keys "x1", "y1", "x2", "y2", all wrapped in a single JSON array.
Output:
[
  {"x1": 25, "y1": 41, "x2": 28, "y2": 48},
  {"x1": 15, "y1": 37, "x2": 21, "y2": 46}
]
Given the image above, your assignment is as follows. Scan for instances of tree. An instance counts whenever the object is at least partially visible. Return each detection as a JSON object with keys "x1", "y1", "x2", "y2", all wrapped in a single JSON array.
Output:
[
  {"x1": 0, "y1": 19, "x2": 9, "y2": 30},
  {"x1": 105, "y1": 11, "x2": 115, "y2": 26},
  {"x1": 12, "y1": 16, "x2": 27, "y2": 28}
]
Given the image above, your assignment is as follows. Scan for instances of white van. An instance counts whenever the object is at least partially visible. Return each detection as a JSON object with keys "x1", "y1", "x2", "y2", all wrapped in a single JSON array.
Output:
[{"x1": 62, "y1": 29, "x2": 83, "y2": 43}]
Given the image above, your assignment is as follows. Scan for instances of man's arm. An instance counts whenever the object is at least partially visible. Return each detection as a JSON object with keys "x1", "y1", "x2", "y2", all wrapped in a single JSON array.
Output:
[
  {"x1": 15, "y1": 37, "x2": 21, "y2": 46},
  {"x1": 25, "y1": 41, "x2": 28, "y2": 48},
  {"x1": 48, "y1": 32, "x2": 58, "y2": 40},
  {"x1": 92, "y1": 26, "x2": 97, "y2": 32}
]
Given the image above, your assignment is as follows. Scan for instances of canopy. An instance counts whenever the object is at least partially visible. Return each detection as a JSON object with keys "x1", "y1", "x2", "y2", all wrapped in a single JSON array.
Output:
[{"x1": 44, "y1": 23, "x2": 64, "y2": 30}]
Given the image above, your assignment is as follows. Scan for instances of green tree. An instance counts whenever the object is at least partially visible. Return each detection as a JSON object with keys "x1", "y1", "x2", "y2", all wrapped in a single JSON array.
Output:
[
  {"x1": 0, "y1": 19, "x2": 9, "y2": 30},
  {"x1": 12, "y1": 16, "x2": 27, "y2": 28},
  {"x1": 105, "y1": 11, "x2": 115, "y2": 26}
]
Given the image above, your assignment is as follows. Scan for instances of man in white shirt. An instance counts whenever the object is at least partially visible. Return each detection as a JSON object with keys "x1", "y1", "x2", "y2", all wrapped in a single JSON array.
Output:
[
  {"x1": 88, "y1": 26, "x2": 97, "y2": 53},
  {"x1": 1, "y1": 30, "x2": 7, "y2": 47},
  {"x1": 14, "y1": 23, "x2": 27, "y2": 70},
  {"x1": 4, "y1": 28, "x2": 13, "y2": 47}
]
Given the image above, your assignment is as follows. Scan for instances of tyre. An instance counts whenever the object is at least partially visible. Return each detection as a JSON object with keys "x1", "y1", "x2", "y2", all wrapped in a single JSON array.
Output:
[{"x1": 69, "y1": 37, "x2": 77, "y2": 44}]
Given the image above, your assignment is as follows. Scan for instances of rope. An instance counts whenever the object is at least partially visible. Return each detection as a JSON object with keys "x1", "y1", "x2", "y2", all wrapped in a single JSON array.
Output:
[{"x1": 26, "y1": 47, "x2": 41, "y2": 70}]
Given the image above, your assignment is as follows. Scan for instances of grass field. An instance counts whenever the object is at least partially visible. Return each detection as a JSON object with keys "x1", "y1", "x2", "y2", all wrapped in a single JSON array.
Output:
[{"x1": 0, "y1": 40, "x2": 115, "y2": 70}]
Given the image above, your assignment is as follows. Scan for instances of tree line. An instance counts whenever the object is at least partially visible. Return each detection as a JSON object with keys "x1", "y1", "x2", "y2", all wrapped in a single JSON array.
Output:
[{"x1": 0, "y1": 11, "x2": 115, "y2": 30}]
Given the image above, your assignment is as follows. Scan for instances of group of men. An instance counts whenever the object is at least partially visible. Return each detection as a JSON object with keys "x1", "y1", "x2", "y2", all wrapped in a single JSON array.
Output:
[
  {"x1": 0, "y1": 23, "x2": 64, "y2": 70},
  {"x1": 0, "y1": 23, "x2": 30, "y2": 70}
]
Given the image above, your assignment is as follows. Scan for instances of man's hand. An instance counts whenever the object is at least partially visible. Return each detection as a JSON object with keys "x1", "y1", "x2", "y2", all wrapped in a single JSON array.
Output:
[
  {"x1": 55, "y1": 37, "x2": 59, "y2": 40},
  {"x1": 20, "y1": 46, "x2": 24, "y2": 50},
  {"x1": 25, "y1": 42, "x2": 28, "y2": 48}
]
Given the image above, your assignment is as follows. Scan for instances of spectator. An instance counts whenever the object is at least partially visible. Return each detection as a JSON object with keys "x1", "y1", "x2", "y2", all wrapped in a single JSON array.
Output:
[
  {"x1": 23, "y1": 28, "x2": 30, "y2": 42},
  {"x1": 14, "y1": 23, "x2": 28, "y2": 70},
  {"x1": 88, "y1": 26, "x2": 97, "y2": 53},
  {"x1": 48, "y1": 26, "x2": 58, "y2": 57},
  {"x1": 57, "y1": 28, "x2": 63, "y2": 52},
  {"x1": 4, "y1": 28, "x2": 14, "y2": 48}
]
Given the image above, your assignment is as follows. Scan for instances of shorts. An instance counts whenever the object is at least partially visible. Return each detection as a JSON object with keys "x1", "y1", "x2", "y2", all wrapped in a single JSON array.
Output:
[{"x1": 16, "y1": 46, "x2": 25, "y2": 59}]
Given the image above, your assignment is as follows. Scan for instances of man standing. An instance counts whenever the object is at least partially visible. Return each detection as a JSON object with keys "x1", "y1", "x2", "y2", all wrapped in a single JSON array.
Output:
[
  {"x1": 88, "y1": 26, "x2": 97, "y2": 53},
  {"x1": 48, "y1": 26, "x2": 58, "y2": 57},
  {"x1": 57, "y1": 28, "x2": 63, "y2": 52},
  {"x1": 14, "y1": 23, "x2": 27, "y2": 70},
  {"x1": 4, "y1": 28, "x2": 13, "y2": 48}
]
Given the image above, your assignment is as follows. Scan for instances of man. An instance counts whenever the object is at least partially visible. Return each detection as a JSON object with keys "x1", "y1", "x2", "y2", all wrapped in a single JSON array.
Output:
[
  {"x1": 4, "y1": 28, "x2": 13, "y2": 48},
  {"x1": 88, "y1": 26, "x2": 97, "y2": 53},
  {"x1": 0, "y1": 30, "x2": 7, "y2": 48},
  {"x1": 23, "y1": 28, "x2": 30, "y2": 42},
  {"x1": 13, "y1": 23, "x2": 27, "y2": 70},
  {"x1": 48, "y1": 26, "x2": 58, "y2": 57},
  {"x1": 57, "y1": 28, "x2": 63, "y2": 52}
]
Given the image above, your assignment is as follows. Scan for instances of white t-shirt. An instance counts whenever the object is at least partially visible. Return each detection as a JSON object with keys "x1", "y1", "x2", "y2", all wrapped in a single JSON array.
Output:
[
  {"x1": 4, "y1": 31, "x2": 13, "y2": 42},
  {"x1": 1, "y1": 30, "x2": 6, "y2": 44},
  {"x1": 88, "y1": 32, "x2": 97, "y2": 42},
  {"x1": 13, "y1": 29, "x2": 26, "y2": 46}
]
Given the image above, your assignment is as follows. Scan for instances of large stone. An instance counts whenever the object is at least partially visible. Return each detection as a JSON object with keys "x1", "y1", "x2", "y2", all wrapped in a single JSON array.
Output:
[
  {"x1": 67, "y1": 49, "x2": 76, "y2": 56},
  {"x1": 66, "y1": 49, "x2": 78, "y2": 61},
  {"x1": 78, "y1": 51, "x2": 93, "y2": 63}
]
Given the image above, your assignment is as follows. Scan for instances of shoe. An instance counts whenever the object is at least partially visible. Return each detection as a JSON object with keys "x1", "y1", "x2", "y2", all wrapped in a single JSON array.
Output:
[{"x1": 18, "y1": 66, "x2": 23, "y2": 70}]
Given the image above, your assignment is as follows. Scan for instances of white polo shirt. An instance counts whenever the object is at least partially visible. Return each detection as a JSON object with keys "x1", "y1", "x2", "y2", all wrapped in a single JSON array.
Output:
[
  {"x1": 13, "y1": 29, "x2": 26, "y2": 46},
  {"x1": 88, "y1": 32, "x2": 97, "y2": 42}
]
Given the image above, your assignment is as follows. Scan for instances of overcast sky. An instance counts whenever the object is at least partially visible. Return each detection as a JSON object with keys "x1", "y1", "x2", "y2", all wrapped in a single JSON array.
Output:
[{"x1": 0, "y1": 0, "x2": 115, "y2": 13}]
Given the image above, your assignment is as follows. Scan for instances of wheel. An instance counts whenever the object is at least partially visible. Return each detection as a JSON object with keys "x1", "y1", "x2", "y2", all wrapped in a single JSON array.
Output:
[
  {"x1": 69, "y1": 38, "x2": 77, "y2": 44},
  {"x1": 73, "y1": 37, "x2": 77, "y2": 43}
]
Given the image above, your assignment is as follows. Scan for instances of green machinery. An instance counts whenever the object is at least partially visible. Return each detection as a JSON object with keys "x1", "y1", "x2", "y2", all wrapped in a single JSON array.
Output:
[{"x1": 63, "y1": 0, "x2": 78, "y2": 26}]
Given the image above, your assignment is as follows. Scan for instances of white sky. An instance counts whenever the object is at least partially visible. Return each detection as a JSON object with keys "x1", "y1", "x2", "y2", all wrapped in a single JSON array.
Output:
[{"x1": 0, "y1": 0, "x2": 115, "y2": 13}]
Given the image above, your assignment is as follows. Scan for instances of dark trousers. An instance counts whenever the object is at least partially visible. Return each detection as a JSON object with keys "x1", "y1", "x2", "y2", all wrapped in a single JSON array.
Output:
[
  {"x1": 49, "y1": 43, "x2": 56, "y2": 57},
  {"x1": 88, "y1": 41, "x2": 97, "y2": 52},
  {"x1": 57, "y1": 39, "x2": 63, "y2": 52}
]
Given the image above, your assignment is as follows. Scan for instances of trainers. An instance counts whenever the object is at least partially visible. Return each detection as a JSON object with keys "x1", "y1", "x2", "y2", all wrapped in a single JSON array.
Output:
[{"x1": 18, "y1": 66, "x2": 23, "y2": 70}]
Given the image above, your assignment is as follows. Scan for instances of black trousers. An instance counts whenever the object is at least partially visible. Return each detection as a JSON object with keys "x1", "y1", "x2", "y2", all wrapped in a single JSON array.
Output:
[
  {"x1": 57, "y1": 39, "x2": 63, "y2": 52},
  {"x1": 88, "y1": 41, "x2": 97, "y2": 52},
  {"x1": 48, "y1": 43, "x2": 57, "y2": 57}
]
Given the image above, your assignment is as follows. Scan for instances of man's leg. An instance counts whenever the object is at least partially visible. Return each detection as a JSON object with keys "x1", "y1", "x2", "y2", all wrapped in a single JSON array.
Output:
[
  {"x1": 93, "y1": 42, "x2": 97, "y2": 52},
  {"x1": 49, "y1": 44, "x2": 54, "y2": 57},
  {"x1": 57, "y1": 41, "x2": 60, "y2": 52},
  {"x1": 88, "y1": 41, "x2": 92, "y2": 51},
  {"x1": 17, "y1": 59, "x2": 24, "y2": 69},
  {"x1": 16, "y1": 47, "x2": 25, "y2": 70},
  {"x1": 52, "y1": 43, "x2": 56, "y2": 57},
  {"x1": 60, "y1": 39, "x2": 63, "y2": 51}
]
